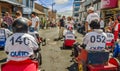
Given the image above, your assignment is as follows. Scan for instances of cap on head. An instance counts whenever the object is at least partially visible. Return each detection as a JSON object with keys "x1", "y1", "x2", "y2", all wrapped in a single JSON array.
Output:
[{"x1": 87, "y1": 7, "x2": 94, "y2": 12}]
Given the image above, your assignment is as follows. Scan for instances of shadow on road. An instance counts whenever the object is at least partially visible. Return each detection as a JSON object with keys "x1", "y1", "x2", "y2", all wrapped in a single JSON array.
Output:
[
  {"x1": 67, "y1": 63, "x2": 78, "y2": 71},
  {"x1": 60, "y1": 46, "x2": 73, "y2": 50},
  {"x1": 0, "y1": 58, "x2": 7, "y2": 63},
  {"x1": 0, "y1": 48, "x2": 4, "y2": 51}
]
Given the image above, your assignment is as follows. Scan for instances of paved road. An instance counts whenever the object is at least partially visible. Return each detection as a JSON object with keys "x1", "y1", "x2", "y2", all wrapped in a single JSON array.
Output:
[
  {"x1": 0, "y1": 28, "x2": 83, "y2": 71},
  {"x1": 39, "y1": 28, "x2": 83, "y2": 71}
]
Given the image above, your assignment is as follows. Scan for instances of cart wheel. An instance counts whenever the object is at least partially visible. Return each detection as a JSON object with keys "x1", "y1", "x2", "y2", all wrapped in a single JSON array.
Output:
[
  {"x1": 62, "y1": 43, "x2": 65, "y2": 49},
  {"x1": 42, "y1": 38, "x2": 46, "y2": 46},
  {"x1": 36, "y1": 52, "x2": 42, "y2": 65}
]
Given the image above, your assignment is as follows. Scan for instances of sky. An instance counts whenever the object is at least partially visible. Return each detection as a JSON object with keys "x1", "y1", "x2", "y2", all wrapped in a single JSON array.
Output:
[{"x1": 35, "y1": 0, "x2": 74, "y2": 16}]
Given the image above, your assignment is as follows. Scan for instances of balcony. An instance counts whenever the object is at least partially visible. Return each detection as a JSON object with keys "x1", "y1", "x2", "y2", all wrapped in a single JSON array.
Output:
[
  {"x1": 84, "y1": 0, "x2": 92, "y2": 6},
  {"x1": 0, "y1": 0, "x2": 24, "y2": 7}
]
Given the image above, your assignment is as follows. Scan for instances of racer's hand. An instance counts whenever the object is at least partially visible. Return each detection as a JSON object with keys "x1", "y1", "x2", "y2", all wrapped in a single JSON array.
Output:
[{"x1": 80, "y1": 44, "x2": 86, "y2": 49}]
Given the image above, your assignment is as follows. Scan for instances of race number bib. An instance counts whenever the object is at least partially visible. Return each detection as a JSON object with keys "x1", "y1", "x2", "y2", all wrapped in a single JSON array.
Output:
[
  {"x1": 106, "y1": 33, "x2": 114, "y2": 42},
  {"x1": 90, "y1": 35, "x2": 106, "y2": 43},
  {"x1": 10, "y1": 36, "x2": 30, "y2": 46},
  {"x1": 0, "y1": 29, "x2": 6, "y2": 41},
  {"x1": 65, "y1": 32, "x2": 75, "y2": 40},
  {"x1": 89, "y1": 35, "x2": 106, "y2": 50}
]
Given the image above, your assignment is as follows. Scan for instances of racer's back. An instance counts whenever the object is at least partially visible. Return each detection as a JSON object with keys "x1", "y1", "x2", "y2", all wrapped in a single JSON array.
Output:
[
  {"x1": 5, "y1": 33, "x2": 38, "y2": 61},
  {"x1": 65, "y1": 30, "x2": 75, "y2": 40},
  {"x1": 83, "y1": 29, "x2": 107, "y2": 51}
]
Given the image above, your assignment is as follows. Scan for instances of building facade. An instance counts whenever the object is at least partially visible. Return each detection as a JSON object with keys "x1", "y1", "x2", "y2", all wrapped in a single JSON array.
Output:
[
  {"x1": 101, "y1": 0, "x2": 120, "y2": 23},
  {"x1": 34, "y1": 2, "x2": 49, "y2": 17},
  {"x1": 79, "y1": 0, "x2": 120, "y2": 24},
  {"x1": 0, "y1": 0, "x2": 24, "y2": 17},
  {"x1": 22, "y1": 0, "x2": 36, "y2": 18},
  {"x1": 48, "y1": 10, "x2": 57, "y2": 21},
  {"x1": 0, "y1": 0, "x2": 36, "y2": 18},
  {"x1": 73, "y1": 0, "x2": 81, "y2": 22},
  {"x1": 79, "y1": 0, "x2": 101, "y2": 22}
]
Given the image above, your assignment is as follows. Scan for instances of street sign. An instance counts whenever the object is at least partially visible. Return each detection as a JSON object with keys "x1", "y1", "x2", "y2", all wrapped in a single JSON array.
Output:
[
  {"x1": 23, "y1": 7, "x2": 32, "y2": 14},
  {"x1": 101, "y1": 0, "x2": 118, "y2": 9}
]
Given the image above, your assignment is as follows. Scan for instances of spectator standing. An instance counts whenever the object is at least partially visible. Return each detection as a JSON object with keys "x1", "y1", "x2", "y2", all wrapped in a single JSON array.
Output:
[
  {"x1": 112, "y1": 19, "x2": 120, "y2": 41},
  {"x1": 58, "y1": 16, "x2": 66, "y2": 39},
  {"x1": 3, "y1": 12, "x2": 13, "y2": 31},
  {"x1": 0, "y1": 16, "x2": 3, "y2": 27},
  {"x1": 85, "y1": 7, "x2": 100, "y2": 32},
  {"x1": 31, "y1": 12, "x2": 39, "y2": 32},
  {"x1": 100, "y1": 18, "x2": 105, "y2": 31},
  {"x1": 15, "y1": 11, "x2": 22, "y2": 19},
  {"x1": 108, "y1": 17, "x2": 114, "y2": 27},
  {"x1": 15, "y1": 11, "x2": 31, "y2": 27}
]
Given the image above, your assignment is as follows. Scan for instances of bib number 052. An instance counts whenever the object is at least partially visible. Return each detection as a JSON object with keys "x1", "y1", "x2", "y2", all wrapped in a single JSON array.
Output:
[{"x1": 90, "y1": 35, "x2": 106, "y2": 43}]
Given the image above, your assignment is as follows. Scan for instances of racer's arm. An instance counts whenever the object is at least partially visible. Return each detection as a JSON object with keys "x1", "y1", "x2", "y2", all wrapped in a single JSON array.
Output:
[
  {"x1": 4, "y1": 39, "x2": 9, "y2": 54},
  {"x1": 113, "y1": 43, "x2": 119, "y2": 57},
  {"x1": 5, "y1": 29, "x2": 13, "y2": 37},
  {"x1": 81, "y1": 34, "x2": 89, "y2": 49},
  {"x1": 85, "y1": 22, "x2": 88, "y2": 32},
  {"x1": 85, "y1": 15, "x2": 90, "y2": 32},
  {"x1": 30, "y1": 36, "x2": 39, "y2": 52}
]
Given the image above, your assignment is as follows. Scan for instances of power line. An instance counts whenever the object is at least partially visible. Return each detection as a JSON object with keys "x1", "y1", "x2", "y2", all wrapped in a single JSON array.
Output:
[
  {"x1": 39, "y1": 0, "x2": 48, "y2": 7},
  {"x1": 42, "y1": 0, "x2": 52, "y2": 5}
]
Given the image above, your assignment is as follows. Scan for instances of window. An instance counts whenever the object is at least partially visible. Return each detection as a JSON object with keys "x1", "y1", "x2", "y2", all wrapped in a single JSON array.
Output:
[
  {"x1": 74, "y1": 0, "x2": 79, "y2": 1},
  {"x1": 30, "y1": 0, "x2": 33, "y2": 8},
  {"x1": 74, "y1": 8, "x2": 79, "y2": 11},
  {"x1": 74, "y1": 13, "x2": 79, "y2": 17},
  {"x1": 74, "y1": 3, "x2": 80, "y2": 7},
  {"x1": 93, "y1": 3, "x2": 97, "y2": 11},
  {"x1": 98, "y1": 2, "x2": 101, "y2": 10},
  {"x1": 74, "y1": 0, "x2": 81, "y2": 1},
  {"x1": 26, "y1": 0, "x2": 29, "y2": 7}
]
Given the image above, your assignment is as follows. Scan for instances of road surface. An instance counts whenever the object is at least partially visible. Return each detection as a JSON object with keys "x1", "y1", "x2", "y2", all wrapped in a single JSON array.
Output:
[{"x1": 0, "y1": 28, "x2": 83, "y2": 71}]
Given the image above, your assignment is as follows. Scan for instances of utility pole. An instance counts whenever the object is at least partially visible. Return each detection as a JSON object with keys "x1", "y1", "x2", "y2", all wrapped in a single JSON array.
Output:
[{"x1": 51, "y1": 0, "x2": 55, "y2": 21}]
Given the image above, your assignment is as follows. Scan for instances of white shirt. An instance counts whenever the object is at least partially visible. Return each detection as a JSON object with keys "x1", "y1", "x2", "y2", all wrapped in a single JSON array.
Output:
[
  {"x1": 65, "y1": 31, "x2": 75, "y2": 40},
  {"x1": 0, "y1": 28, "x2": 12, "y2": 39},
  {"x1": 83, "y1": 29, "x2": 107, "y2": 51},
  {"x1": 5, "y1": 33, "x2": 38, "y2": 61},
  {"x1": 28, "y1": 31, "x2": 39, "y2": 42},
  {"x1": 31, "y1": 16, "x2": 39, "y2": 28},
  {"x1": 108, "y1": 21, "x2": 114, "y2": 26},
  {"x1": 106, "y1": 33, "x2": 114, "y2": 43},
  {"x1": 100, "y1": 20, "x2": 104, "y2": 28},
  {"x1": 86, "y1": 13, "x2": 100, "y2": 30}
]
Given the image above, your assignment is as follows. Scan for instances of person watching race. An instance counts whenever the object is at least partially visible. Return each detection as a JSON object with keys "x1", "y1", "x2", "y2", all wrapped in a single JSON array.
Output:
[
  {"x1": 85, "y1": 7, "x2": 100, "y2": 32},
  {"x1": 4, "y1": 18, "x2": 39, "y2": 61}
]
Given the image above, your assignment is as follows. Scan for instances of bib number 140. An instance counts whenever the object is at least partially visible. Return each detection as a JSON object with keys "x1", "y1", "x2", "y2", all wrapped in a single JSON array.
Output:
[
  {"x1": 10, "y1": 36, "x2": 30, "y2": 46},
  {"x1": 90, "y1": 35, "x2": 106, "y2": 43}
]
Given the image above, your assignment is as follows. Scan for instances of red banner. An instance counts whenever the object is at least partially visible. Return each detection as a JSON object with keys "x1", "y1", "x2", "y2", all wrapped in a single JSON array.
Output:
[{"x1": 101, "y1": 0, "x2": 118, "y2": 9}]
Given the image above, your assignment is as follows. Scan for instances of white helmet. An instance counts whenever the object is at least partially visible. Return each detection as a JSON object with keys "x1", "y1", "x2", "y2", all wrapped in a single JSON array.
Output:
[{"x1": 87, "y1": 7, "x2": 94, "y2": 12}]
